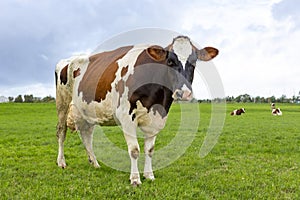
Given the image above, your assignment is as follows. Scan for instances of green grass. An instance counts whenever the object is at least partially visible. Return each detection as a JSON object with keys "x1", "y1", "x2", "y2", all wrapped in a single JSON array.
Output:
[{"x1": 0, "y1": 102, "x2": 300, "y2": 199}]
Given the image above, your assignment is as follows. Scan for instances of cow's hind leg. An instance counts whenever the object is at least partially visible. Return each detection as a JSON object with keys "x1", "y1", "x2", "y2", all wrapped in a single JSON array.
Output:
[
  {"x1": 57, "y1": 123, "x2": 67, "y2": 168},
  {"x1": 56, "y1": 117, "x2": 67, "y2": 168},
  {"x1": 79, "y1": 124, "x2": 100, "y2": 168}
]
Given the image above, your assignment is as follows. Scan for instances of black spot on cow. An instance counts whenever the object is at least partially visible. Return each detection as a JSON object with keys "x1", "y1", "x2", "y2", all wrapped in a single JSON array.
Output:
[
  {"x1": 60, "y1": 65, "x2": 68, "y2": 85},
  {"x1": 55, "y1": 71, "x2": 58, "y2": 86},
  {"x1": 131, "y1": 113, "x2": 136, "y2": 121}
]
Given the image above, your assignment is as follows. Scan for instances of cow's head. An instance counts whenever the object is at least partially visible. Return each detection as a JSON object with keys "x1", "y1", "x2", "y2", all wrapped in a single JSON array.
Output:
[
  {"x1": 167, "y1": 36, "x2": 219, "y2": 100},
  {"x1": 132, "y1": 45, "x2": 194, "y2": 101}
]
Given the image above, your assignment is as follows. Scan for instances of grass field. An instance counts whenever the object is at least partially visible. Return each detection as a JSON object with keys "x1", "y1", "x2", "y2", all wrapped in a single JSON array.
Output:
[{"x1": 0, "y1": 102, "x2": 299, "y2": 199}]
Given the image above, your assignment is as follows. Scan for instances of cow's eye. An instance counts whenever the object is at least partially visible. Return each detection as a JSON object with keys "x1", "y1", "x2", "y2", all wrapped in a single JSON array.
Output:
[
  {"x1": 167, "y1": 59, "x2": 174, "y2": 66},
  {"x1": 167, "y1": 59, "x2": 175, "y2": 66}
]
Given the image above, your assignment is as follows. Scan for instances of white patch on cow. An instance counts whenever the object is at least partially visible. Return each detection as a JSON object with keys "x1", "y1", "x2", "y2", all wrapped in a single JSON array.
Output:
[
  {"x1": 135, "y1": 101, "x2": 167, "y2": 133},
  {"x1": 140, "y1": 105, "x2": 167, "y2": 136},
  {"x1": 181, "y1": 84, "x2": 191, "y2": 93},
  {"x1": 172, "y1": 38, "x2": 192, "y2": 70},
  {"x1": 180, "y1": 84, "x2": 193, "y2": 100}
]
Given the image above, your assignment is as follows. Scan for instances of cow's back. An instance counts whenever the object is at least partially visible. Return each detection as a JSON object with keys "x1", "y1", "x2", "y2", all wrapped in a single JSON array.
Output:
[{"x1": 78, "y1": 46, "x2": 133, "y2": 104}]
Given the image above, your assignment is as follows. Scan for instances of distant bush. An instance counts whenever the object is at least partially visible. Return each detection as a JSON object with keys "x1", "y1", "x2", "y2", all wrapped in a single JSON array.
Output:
[
  {"x1": 14, "y1": 95, "x2": 23, "y2": 103},
  {"x1": 10, "y1": 94, "x2": 55, "y2": 103}
]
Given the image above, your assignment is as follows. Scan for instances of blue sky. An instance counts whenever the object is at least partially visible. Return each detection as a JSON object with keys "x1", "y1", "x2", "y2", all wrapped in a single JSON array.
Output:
[{"x1": 0, "y1": 0, "x2": 299, "y2": 99}]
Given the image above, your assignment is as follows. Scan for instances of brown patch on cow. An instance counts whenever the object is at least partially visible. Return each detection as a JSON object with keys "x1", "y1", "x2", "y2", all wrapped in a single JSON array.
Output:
[
  {"x1": 60, "y1": 65, "x2": 68, "y2": 85},
  {"x1": 73, "y1": 68, "x2": 81, "y2": 78},
  {"x1": 78, "y1": 46, "x2": 133, "y2": 103},
  {"x1": 94, "y1": 62, "x2": 119, "y2": 103},
  {"x1": 131, "y1": 147, "x2": 139, "y2": 159},
  {"x1": 115, "y1": 79, "x2": 125, "y2": 107},
  {"x1": 121, "y1": 66, "x2": 128, "y2": 77}
]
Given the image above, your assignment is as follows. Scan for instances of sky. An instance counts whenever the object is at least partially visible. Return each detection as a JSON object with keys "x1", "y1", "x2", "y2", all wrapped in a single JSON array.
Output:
[{"x1": 0, "y1": 0, "x2": 299, "y2": 99}]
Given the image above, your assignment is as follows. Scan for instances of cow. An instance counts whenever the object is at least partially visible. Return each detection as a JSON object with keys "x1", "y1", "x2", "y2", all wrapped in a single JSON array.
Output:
[
  {"x1": 272, "y1": 108, "x2": 282, "y2": 116},
  {"x1": 230, "y1": 108, "x2": 245, "y2": 116},
  {"x1": 55, "y1": 36, "x2": 218, "y2": 185}
]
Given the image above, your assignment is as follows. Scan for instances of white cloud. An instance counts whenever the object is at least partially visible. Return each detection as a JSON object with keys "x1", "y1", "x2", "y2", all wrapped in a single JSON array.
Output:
[
  {"x1": 39, "y1": 54, "x2": 49, "y2": 61},
  {"x1": 0, "y1": 83, "x2": 55, "y2": 98}
]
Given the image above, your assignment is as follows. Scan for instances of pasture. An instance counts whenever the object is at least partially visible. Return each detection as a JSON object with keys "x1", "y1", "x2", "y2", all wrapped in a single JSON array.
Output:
[{"x1": 0, "y1": 102, "x2": 299, "y2": 199}]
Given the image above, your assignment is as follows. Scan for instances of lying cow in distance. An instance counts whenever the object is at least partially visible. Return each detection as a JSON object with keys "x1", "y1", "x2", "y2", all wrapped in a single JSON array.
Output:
[
  {"x1": 231, "y1": 108, "x2": 245, "y2": 116},
  {"x1": 272, "y1": 108, "x2": 282, "y2": 116},
  {"x1": 55, "y1": 36, "x2": 218, "y2": 185}
]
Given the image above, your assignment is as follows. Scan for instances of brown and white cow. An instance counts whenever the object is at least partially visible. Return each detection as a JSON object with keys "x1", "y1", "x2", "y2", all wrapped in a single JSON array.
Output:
[
  {"x1": 55, "y1": 36, "x2": 218, "y2": 185},
  {"x1": 230, "y1": 108, "x2": 245, "y2": 116}
]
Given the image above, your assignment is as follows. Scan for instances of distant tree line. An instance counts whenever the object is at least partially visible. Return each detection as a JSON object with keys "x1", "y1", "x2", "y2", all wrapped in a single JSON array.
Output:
[
  {"x1": 4, "y1": 91, "x2": 300, "y2": 104},
  {"x1": 224, "y1": 93, "x2": 300, "y2": 103},
  {"x1": 196, "y1": 91, "x2": 300, "y2": 104},
  {"x1": 8, "y1": 94, "x2": 55, "y2": 103}
]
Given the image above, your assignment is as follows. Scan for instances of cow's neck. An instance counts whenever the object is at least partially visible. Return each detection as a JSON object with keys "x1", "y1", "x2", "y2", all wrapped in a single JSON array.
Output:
[{"x1": 129, "y1": 84, "x2": 173, "y2": 118}]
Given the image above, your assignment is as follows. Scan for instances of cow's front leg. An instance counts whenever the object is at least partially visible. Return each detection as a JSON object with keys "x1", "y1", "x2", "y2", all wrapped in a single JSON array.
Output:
[
  {"x1": 144, "y1": 135, "x2": 157, "y2": 180},
  {"x1": 123, "y1": 133, "x2": 141, "y2": 186},
  {"x1": 79, "y1": 124, "x2": 100, "y2": 168}
]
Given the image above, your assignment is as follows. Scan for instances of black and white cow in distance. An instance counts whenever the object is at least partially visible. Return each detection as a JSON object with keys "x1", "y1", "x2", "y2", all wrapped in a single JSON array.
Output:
[
  {"x1": 55, "y1": 36, "x2": 218, "y2": 185},
  {"x1": 230, "y1": 108, "x2": 245, "y2": 116}
]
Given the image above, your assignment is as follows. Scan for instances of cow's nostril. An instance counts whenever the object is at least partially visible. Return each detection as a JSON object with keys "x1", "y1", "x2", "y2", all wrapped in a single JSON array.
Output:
[{"x1": 176, "y1": 90, "x2": 183, "y2": 98}]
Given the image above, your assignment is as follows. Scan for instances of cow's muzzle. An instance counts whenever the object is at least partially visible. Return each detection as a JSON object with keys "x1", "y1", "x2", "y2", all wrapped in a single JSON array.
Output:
[{"x1": 172, "y1": 89, "x2": 193, "y2": 101}]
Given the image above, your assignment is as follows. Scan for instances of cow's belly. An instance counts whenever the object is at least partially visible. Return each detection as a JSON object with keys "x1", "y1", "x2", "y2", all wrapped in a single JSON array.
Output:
[{"x1": 68, "y1": 92, "x2": 119, "y2": 129}]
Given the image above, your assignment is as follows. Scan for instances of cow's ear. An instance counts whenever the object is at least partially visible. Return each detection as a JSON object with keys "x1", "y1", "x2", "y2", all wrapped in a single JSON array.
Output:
[
  {"x1": 147, "y1": 45, "x2": 167, "y2": 62},
  {"x1": 197, "y1": 47, "x2": 219, "y2": 61}
]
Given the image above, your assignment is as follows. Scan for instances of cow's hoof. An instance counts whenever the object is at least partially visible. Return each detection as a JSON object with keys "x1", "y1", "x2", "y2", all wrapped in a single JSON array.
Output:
[
  {"x1": 131, "y1": 180, "x2": 142, "y2": 187},
  {"x1": 89, "y1": 158, "x2": 100, "y2": 168},
  {"x1": 130, "y1": 174, "x2": 141, "y2": 186},
  {"x1": 58, "y1": 164, "x2": 66, "y2": 169},
  {"x1": 93, "y1": 162, "x2": 100, "y2": 168},
  {"x1": 57, "y1": 159, "x2": 67, "y2": 169},
  {"x1": 144, "y1": 172, "x2": 155, "y2": 181}
]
